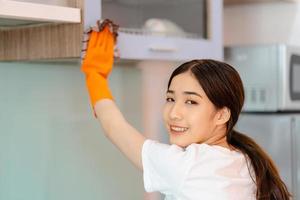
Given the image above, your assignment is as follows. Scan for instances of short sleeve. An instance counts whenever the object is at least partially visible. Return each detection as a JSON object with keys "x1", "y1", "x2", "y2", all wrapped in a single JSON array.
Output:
[{"x1": 142, "y1": 139, "x2": 195, "y2": 195}]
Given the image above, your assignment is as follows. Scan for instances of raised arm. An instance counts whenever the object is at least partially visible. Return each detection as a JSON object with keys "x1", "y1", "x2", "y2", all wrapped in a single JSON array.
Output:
[{"x1": 81, "y1": 20, "x2": 146, "y2": 170}]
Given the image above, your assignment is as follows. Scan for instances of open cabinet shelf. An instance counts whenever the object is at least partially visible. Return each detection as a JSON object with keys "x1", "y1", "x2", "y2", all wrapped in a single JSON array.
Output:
[
  {"x1": 0, "y1": 0, "x2": 80, "y2": 29},
  {"x1": 0, "y1": 0, "x2": 82, "y2": 61}
]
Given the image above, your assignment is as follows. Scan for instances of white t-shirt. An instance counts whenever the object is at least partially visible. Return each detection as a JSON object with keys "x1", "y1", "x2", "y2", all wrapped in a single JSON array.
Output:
[{"x1": 142, "y1": 139, "x2": 256, "y2": 200}]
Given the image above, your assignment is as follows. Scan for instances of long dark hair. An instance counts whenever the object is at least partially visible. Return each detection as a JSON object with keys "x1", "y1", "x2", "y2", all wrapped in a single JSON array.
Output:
[{"x1": 167, "y1": 59, "x2": 291, "y2": 200}]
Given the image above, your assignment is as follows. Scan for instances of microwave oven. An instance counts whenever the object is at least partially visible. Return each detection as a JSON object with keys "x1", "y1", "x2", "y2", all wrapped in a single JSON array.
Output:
[{"x1": 225, "y1": 44, "x2": 300, "y2": 112}]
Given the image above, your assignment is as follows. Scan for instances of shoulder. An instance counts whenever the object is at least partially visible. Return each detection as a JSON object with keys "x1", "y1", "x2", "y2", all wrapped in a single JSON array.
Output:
[
  {"x1": 142, "y1": 140, "x2": 245, "y2": 176},
  {"x1": 143, "y1": 140, "x2": 210, "y2": 161},
  {"x1": 186, "y1": 143, "x2": 247, "y2": 171},
  {"x1": 142, "y1": 140, "x2": 199, "y2": 193},
  {"x1": 143, "y1": 140, "x2": 244, "y2": 162},
  {"x1": 181, "y1": 144, "x2": 256, "y2": 199}
]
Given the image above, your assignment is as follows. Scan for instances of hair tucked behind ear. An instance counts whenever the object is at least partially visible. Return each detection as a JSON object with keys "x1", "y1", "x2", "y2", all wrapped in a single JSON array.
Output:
[{"x1": 168, "y1": 59, "x2": 291, "y2": 200}]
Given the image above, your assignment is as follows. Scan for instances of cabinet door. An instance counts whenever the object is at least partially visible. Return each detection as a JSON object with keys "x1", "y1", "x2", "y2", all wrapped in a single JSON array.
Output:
[
  {"x1": 102, "y1": 0, "x2": 223, "y2": 61},
  {"x1": 103, "y1": 0, "x2": 207, "y2": 38}
]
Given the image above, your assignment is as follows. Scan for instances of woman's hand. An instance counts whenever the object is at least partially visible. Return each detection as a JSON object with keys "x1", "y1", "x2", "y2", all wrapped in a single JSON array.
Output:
[
  {"x1": 81, "y1": 26, "x2": 114, "y2": 78},
  {"x1": 81, "y1": 22, "x2": 117, "y2": 107}
]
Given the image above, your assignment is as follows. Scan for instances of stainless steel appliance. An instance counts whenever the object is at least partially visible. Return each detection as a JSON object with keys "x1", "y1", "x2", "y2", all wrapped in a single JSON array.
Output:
[
  {"x1": 236, "y1": 113, "x2": 299, "y2": 198},
  {"x1": 225, "y1": 44, "x2": 300, "y2": 199},
  {"x1": 225, "y1": 44, "x2": 300, "y2": 112}
]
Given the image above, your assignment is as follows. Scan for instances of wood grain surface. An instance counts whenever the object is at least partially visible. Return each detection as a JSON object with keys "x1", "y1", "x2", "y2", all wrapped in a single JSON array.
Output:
[{"x1": 0, "y1": 0, "x2": 83, "y2": 61}]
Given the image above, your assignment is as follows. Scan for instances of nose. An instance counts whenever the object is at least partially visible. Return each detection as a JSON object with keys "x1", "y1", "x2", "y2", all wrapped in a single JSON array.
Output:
[{"x1": 169, "y1": 102, "x2": 183, "y2": 121}]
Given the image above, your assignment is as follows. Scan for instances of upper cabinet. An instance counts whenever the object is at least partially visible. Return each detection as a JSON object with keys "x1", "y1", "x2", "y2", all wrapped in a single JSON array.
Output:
[
  {"x1": 102, "y1": 0, "x2": 223, "y2": 61},
  {"x1": 0, "y1": 0, "x2": 80, "y2": 27},
  {"x1": 0, "y1": 0, "x2": 82, "y2": 61},
  {"x1": 0, "y1": 0, "x2": 223, "y2": 61}
]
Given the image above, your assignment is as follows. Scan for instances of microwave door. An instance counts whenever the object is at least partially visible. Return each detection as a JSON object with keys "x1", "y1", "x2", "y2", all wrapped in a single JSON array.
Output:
[{"x1": 236, "y1": 114, "x2": 293, "y2": 193}]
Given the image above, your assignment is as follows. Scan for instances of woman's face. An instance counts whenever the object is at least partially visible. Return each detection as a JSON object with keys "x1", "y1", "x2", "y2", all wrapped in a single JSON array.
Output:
[{"x1": 163, "y1": 72, "x2": 223, "y2": 148}]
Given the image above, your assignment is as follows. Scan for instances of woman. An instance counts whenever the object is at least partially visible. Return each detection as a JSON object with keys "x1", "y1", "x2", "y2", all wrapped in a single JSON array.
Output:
[{"x1": 81, "y1": 21, "x2": 291, "y2": 200}]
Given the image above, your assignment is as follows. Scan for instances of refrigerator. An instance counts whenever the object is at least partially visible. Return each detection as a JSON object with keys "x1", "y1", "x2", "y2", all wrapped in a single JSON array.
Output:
[{"x1": 236, "y1": 113, "x2": 300, "y2": 198}]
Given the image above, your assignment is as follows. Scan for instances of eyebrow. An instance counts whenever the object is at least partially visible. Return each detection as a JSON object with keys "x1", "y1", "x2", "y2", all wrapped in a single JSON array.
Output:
[{"x1": 166, "y1": 90, "x2": 202, "y2": 98}]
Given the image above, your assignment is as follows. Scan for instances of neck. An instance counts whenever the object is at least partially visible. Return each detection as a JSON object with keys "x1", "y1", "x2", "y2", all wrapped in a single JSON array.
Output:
[{"x1": 205, "y1": 125, "x2": 231, "y2": 149}]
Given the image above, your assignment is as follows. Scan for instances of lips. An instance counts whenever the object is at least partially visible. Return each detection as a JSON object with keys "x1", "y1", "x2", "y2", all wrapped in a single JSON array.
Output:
[{"x1": 169, "y1": 125, "x2": 188, "y2": 135}]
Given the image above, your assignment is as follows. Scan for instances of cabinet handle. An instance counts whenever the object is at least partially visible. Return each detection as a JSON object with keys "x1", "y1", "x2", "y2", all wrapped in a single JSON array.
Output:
[{"x1": 148, "y1": 45, "x2": 178, "y2": 53}]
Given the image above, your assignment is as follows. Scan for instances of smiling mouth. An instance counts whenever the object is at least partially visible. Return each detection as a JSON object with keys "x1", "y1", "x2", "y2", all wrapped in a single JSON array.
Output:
[{"x1": 170, "y1": 125, "x2": 188, "y2": 135}]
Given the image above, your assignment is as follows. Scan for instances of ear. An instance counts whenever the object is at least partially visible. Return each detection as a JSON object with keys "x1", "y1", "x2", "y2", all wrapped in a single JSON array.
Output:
[{"x1": 215, "y1": 107, "x2": 231, "y2": 125}]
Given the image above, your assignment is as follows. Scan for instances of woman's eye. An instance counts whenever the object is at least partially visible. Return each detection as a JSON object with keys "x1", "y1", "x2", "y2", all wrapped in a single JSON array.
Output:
[
  {"x1": 186, "y1": 100, "x2": 198, "y2": 105},
  {"x1": 166, "y1": 97, "x2": 174, "y2": 102}
]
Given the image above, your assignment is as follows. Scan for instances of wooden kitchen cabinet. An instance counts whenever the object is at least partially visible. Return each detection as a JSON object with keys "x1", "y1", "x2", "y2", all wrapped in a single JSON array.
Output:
[{"x1": 0, "y1": 0, "x2": 82, "y2": 61}]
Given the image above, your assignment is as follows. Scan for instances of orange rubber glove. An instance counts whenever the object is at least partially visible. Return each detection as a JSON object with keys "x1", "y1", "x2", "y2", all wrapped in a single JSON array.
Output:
[{"x1": 81, "y1": 26, "x2": 115, "y2": 107}]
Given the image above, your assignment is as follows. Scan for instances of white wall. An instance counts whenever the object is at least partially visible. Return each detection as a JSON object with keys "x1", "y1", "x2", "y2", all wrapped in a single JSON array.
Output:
[
  {"x1": 0, "y1": 61, "x2": 144, "y2": 200},
  {"x1": 224, "y1": 2, "x2": 300, "y2": 46}
]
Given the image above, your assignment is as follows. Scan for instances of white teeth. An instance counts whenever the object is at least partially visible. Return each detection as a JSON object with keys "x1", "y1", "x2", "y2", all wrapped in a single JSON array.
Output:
[{"x1": 170, "y1": 126, "x2": 188, "y2": 132}]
